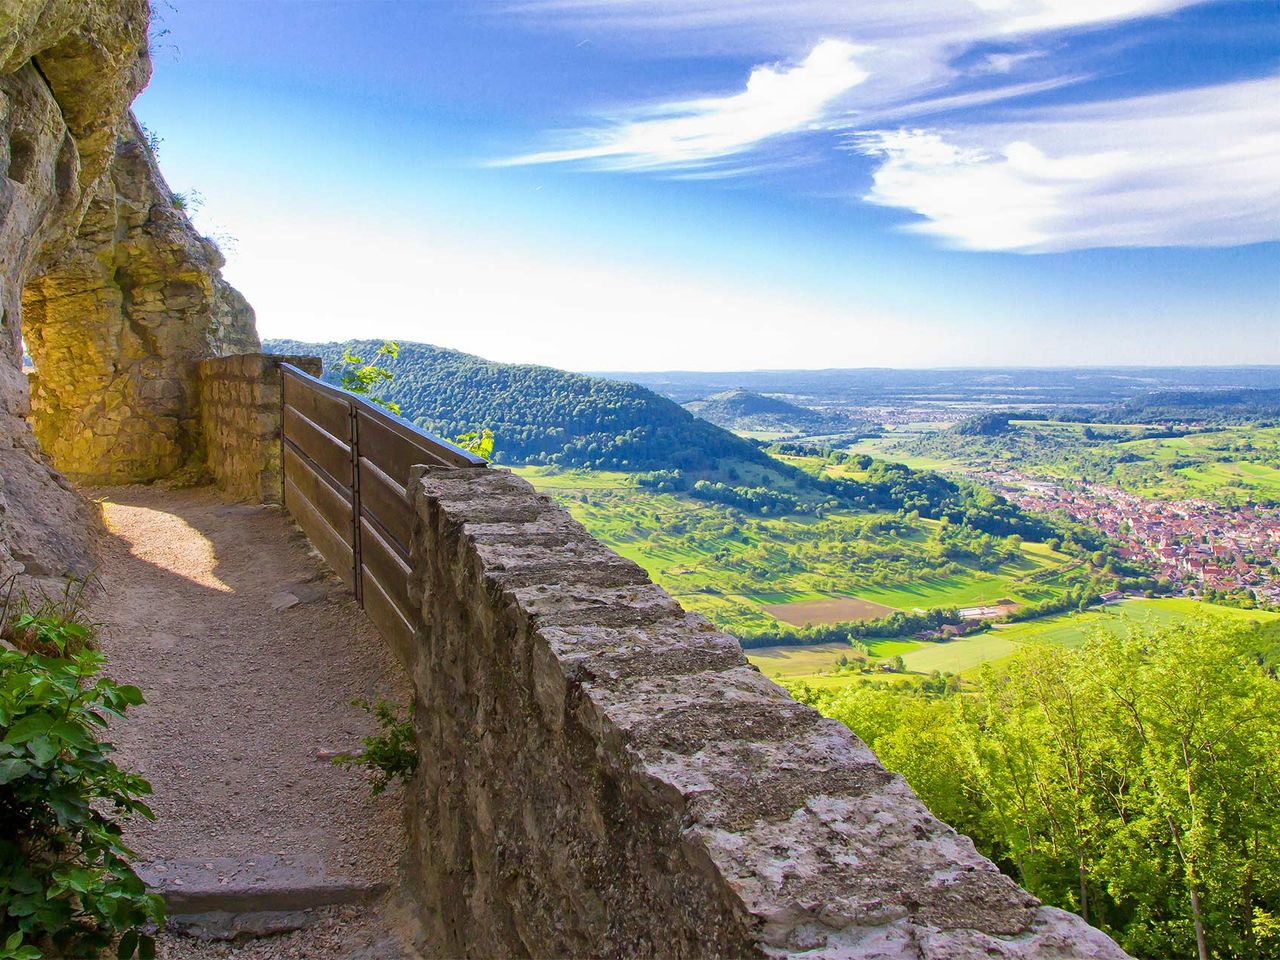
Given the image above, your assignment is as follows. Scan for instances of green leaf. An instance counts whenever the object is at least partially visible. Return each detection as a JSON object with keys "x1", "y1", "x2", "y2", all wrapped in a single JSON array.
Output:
[
  {"x1": 3, "y1": 711, "x2": 54, "y2": 744},
  {"x1": 116, "y1": 930, "x2": 138, "y2": 959},
  {"x1": 27, "y1": 735, "x2": 57, "y2": 766},
  {"x1": 0, "y1": 757, "x2": 33, "y2": 784},
  {"x1": 138, "y1": 934, "x2": 156, "y2": 960},
  {"x1": 115, "y1": 685, "x2": 144, "y2": 706}
]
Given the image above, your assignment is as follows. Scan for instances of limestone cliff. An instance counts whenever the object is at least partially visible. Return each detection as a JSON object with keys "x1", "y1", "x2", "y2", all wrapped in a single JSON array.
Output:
[
  {"x1": 1, "y1": 0, "x2": 258, "y2": 592},
  {"x1": 23, "y1": 115, "x2": 259, "y2": 483}
]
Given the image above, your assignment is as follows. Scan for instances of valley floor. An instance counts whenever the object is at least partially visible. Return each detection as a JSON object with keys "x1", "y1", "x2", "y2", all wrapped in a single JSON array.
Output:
[{"x1": 750, "y1": 597, "x2": 1280, "y2": 690}]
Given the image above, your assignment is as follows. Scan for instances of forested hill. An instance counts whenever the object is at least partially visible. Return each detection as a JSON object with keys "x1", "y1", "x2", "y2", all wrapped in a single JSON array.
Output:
[
  {"x1": 264, "y1": 339, "x2": 778, "y2": 472},
  {"x1": 685, "y1": 389, "x2": 857, "y2": 434},
  {"x1": 1102, "y1": 387, "x2": 1280, "y2": 423}
]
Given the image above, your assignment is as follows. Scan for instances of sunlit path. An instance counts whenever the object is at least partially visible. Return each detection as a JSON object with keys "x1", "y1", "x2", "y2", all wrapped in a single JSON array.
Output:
[{"x1": 88, "y1": 485, "x2": 417, "y2": 958}]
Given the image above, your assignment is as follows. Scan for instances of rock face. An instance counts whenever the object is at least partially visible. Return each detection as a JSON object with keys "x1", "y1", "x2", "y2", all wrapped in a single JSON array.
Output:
[
  {"x1": 1, "y1": 0, "x2": 258, "y2": 591},
  {"x1": 24, "y1": 115, "x2": 259, "y2": 483}
]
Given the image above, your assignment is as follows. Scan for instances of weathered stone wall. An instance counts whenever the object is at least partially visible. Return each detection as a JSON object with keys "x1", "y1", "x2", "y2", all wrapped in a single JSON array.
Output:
[
  {"x1": 404, "y1": 466, "x2": 1129, "y2": 959},
  {"x1": 197, "y1": 353, "x2": 320, "y2": 503}
]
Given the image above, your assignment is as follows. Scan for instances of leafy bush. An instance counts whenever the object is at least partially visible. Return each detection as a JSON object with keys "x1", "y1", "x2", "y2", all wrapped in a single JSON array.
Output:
[
  {"x1": 0, "y1": 601, "x2": 164, "y2": 959},
  {"x1": 332, "y1": 698, "x2": 417, "y2": 796},
  {"x1": 1, "y1": 581, "x2": 97, "y2": 658}
]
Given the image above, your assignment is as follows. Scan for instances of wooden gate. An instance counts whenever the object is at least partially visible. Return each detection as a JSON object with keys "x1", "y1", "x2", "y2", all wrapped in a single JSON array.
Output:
[{"x1": 278, "y1": 362, "x2": 487, "y2": 653}]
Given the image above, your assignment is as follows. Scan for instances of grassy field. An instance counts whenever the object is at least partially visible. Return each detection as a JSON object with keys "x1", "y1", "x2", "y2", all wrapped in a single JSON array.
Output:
[
  {"x1": 855, "y1": 572, "x2": 1055, "y2": 611},
  {"x1": 752, "y1": 598, "x2": 1280, "y2": 686},
  {"x1": 510, "y1": 464, "x2": 1086, "y2": 635},
  {"x1": 886, "y1": 421, "x2": 1280, "y2": 504},
  {"x1": 763, "y1": 596, "x2": 896, "y2": 625}
]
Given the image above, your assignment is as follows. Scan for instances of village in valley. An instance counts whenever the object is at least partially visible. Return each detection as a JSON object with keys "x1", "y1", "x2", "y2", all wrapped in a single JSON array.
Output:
[{"x1": 987, "y1": 472, "x2": 1280, "y2": 606}]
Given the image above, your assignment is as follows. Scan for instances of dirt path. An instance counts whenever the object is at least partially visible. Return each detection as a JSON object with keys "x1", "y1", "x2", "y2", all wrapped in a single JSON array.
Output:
[{"x1": 86, "y1": 485, "x2": 418, "y2": 958}]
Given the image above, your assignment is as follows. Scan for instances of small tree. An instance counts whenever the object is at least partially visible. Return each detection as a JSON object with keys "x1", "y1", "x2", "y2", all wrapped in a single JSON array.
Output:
[
  {"x1": 338, "y1": 341, "x2": 400, "y2": 414},
  {"x1": 450, "y1": 429, "x2": 494, "y2": 460}
]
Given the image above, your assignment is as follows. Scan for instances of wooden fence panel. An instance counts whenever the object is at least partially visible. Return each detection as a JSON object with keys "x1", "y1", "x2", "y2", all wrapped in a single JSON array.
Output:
[
  {"x1": 360, "y1": 517, "x2": 412, "y2": 621},
  {"x1": 278, "y1": 361, "x2": 485, "y2": 649},
  {"x1": 283, "y1": 406, "x2": 351, "y2": 489},
  {"x1": 358, "y1": 457, "x2": 413, "y2": 557},
  {"x1": 284, "y1": 445, "x2": 354, "y2": 544},
  {"x1": 284, "y1": 374, "x2": 350, "y2": 438},
  {"x1": 284, "y1": 476, "x2": 355, "y2": 592}
]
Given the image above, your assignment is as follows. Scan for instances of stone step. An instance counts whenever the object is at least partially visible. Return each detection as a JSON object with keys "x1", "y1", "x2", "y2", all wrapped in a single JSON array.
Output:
[{"x1": 138, "y1": 855, "x2": 387, "y2": 939}]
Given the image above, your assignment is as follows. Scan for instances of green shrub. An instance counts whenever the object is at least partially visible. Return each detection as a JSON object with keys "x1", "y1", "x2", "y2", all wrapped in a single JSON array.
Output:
[
  {"x1": 0, "y1": 599, "x2": 164, "y2": 959},
  {"x1": 1, "y1": 581, "x2": 97, "y2": 658},
  {"x1": 333, "y1": 697, "x2": 417, "y2": 796}
]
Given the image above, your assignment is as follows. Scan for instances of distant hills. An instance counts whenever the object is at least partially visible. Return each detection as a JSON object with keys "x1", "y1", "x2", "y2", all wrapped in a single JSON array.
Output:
[
  {"x1": 264, "y1": 339, "x2": 781, "y2": 474},
  {"x1": 604, "y1": 367, "x2": 1280, "y2": 408},
  {"x1": 684, "y1": 388, "x2": 865, "y2": 436},
  {"x1": 1097, "y1": 388, "x2": 1280, "y2": 424}
]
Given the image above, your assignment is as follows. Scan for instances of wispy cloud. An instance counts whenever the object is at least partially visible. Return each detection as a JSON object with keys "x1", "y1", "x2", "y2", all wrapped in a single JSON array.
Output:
[
  {"x1": 858, "y1": 76, "x2": 1280, "y2": 252},
  {"x1": 507, "y1": 0, "x2": 1205, "y2": 44},
  {"x1": 501, "y1": 0, "x2": 1212, "y2": 174},
  {"x1": 969, "y1": 0, "x2": 1200, "y2": 34},
  {"x1": 498, "y1": 0, "x2": 1279, "y2": 254},
  {"x1": 501, "y1": 39, "x2": 867, "y2": 169}
]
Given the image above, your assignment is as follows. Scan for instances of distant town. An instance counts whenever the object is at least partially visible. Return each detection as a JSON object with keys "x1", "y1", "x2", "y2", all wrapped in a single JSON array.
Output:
[{"x1": 984, "y1": 472, "x2": 1280, "y2": 606}]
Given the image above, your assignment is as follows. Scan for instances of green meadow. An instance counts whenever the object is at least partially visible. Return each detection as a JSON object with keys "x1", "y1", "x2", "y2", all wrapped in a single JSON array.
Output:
[
  {"x1": 885, "y1": 421, "x2": 1280, "y2": 504},
  {"x1": 753, "y1": 598, "x2": 1280, "y2": 687},
  {"x1": 510, "y1": 463, "x2": 1088, "y2": 636}
]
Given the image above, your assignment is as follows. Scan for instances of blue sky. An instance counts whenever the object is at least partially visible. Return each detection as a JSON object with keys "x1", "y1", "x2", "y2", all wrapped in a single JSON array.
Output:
[{"x1": 135, "y1": 0, "x2": 1279, "y2": 370}]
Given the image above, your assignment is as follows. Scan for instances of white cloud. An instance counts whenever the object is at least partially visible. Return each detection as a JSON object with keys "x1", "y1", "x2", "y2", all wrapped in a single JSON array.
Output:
[
  {"x1": 858, "y1": 76, "x2": 1280, "y2": 252},
  {"x1": 502, "y1": 0, "x2": 1212, "y2": 172},
  {"x1": 502, "y1": 39, "x2": 868, "y2": 169},
  {"x1": 968, "y1": 0, "x2": 1197, "y2": 33}
]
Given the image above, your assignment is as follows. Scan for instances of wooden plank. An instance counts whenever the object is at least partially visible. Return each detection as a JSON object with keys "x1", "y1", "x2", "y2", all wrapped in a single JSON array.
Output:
[
  {"x1": 360, "y1": 517, "x2": 412, "y2": 619},
  {"x1": 355, "y1": 409, "x2": 454, "y2": 488},
  {"x1": 361, "y1": 566, "x2": 415, "y2": 667},
  {"x1": 284, "y1": 445, "x2": 354, "y2": 546},
  {"x1": 283, "y1": 405, "x2": 351, "y2": 491},
  {"x1": 358, "y1": 457, "x2": 413, "y2": 556},
  {"x1": 284, "y1": 476, "x2": 355, "y2": 592},
  {"x1": 283, "y1": 372, "x2": 350, "y2": 438},
  {"x1": 356, "y1": 400, "x2": 485, "y2": 468}
]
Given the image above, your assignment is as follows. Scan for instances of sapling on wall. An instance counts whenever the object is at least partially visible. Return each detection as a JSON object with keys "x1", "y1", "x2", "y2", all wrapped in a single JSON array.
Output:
[{"x1": 332, "y1": 697, "x2": 418, "y2": 796}]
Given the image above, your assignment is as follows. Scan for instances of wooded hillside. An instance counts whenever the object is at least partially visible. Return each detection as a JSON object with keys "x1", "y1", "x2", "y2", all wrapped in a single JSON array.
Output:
[{"x1": 264, "y1": 339, "x2": 778, "y2": 472}]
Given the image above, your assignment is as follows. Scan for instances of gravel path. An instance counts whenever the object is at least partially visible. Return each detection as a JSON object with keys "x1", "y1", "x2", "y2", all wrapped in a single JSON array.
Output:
[{"x1": 87, "y1": 485, "x2": 419, "y2": 958}]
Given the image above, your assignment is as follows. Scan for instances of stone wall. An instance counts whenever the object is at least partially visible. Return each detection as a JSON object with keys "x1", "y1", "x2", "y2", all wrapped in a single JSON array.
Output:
[
  {"x1": 404, "y1": 466, "x2": 1129, "y2": 959},
  {"x1": 197, "y1": 353, "x2": 320, "y2": 503}
]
